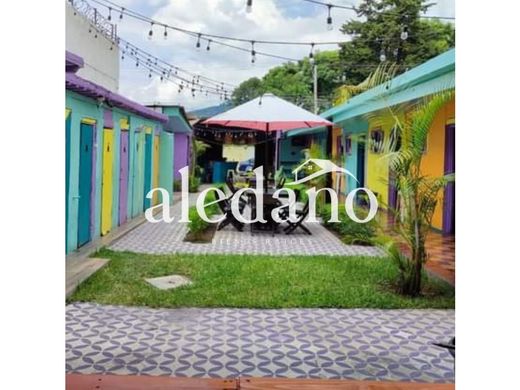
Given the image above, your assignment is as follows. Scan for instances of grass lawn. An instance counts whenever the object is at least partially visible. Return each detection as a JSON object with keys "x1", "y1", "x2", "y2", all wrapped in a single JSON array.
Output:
[{"x1": 69, "y1": 249, "x2": 455, "y2": 309}]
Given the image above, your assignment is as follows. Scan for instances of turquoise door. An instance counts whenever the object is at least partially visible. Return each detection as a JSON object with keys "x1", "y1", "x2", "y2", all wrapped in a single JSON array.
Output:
[
  {"x1": 65, "y1": 113, "x2": 71, "y2": 250},
  {"x1": 78, "y1": 123, "x2": 94, "y2": 247},
  {"x1": 143, "y1": 133, "x2": 153, "y2": 210}
]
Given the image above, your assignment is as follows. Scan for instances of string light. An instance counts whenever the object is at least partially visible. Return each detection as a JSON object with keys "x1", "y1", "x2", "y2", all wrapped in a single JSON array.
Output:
[
  {"x1": 107, "y1": 6, "x2": 112, "y2": 20},
  {"x1": 309, "y1": 43, "x2": 315, "y2": 63},
  {"x1": 326, "y1": 4, "x2": 333, "y2": 31},
  {"x1": 164, "y1": 25, "x2": 168, "y2": 40},
  {"x1": 401, "y1": 26, "x2": 409, "y2": 41},
  {"x1": 119, "y1": 7, "x2": 123, "y2": 20},
  {"x1": 196, "y1": 33, "x2": 201, "y2": 50},
  {"x1": 246, "y1": 0, "x2": 252, "y2": 13},
  {"x1": 379, "y1": 49, "x2": 386, "y2": 62},
  {"x1": 206, "y1": 39, "x2": 211, "y2": 51},
  {"x1": 148, "y1": 22, "x2": 153, "y2": 40},
  {"x1": 251, "y1": 41, "x2": 256, "y2": 64}
]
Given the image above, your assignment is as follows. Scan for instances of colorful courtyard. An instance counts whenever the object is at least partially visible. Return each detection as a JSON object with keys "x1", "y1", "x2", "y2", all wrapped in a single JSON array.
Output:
[{"x1": 65, "y1": 0, "x2": 456, "y2": 388}]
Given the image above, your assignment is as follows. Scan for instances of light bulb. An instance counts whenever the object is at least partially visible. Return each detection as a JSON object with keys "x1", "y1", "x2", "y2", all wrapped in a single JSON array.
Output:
[
  {"x1": 148, "y1": 23, "x2": 153, "y2": 40},
  {"x1": 164, "y1": 27, "x2": 168, "y2": 40},
  {"x1": 246, "y1": 0, "x2": 252, "y2": 13},
  {"x1": 380, "y1": 52, "x2": 386, "y2": 62},
  {"x1": 327, "y1": 17, "x2": 333, "y2": 31},
  {"x1": 326, "y1": 5, "x2": 333, "y2": 31},
  {"x1": 401, "y1": 26, "x2": 409, "y2": 41}
]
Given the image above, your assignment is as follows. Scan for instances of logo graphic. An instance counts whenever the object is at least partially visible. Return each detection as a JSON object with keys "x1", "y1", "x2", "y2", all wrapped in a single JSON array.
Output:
[
  {"x1": 145, "y1": 161, "x2": 378, "y2": 225},
  {"x1": 290, "y1": 158, "x2": 358, "y2": 185}
]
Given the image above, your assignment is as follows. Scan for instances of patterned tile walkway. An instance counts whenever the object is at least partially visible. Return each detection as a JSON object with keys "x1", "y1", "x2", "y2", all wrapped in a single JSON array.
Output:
[
  {"x1": 109, "y1": 193, "x2": 383, "y2": 257},
  {"x1": 66, "y1": 303, "x2": 455, "y2": 382}
]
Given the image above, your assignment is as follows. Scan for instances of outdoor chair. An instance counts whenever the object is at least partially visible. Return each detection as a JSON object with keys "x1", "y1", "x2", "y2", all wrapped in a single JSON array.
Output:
[
  {"x1": 225, "y1": 176, "x2": 239, "y2": 194},
  {"x1": 281, "y1": 200, "x2": 311, "y2": 235},
  {"x1": 216, "y1": 193, "x2": 246, "y2": 232}
]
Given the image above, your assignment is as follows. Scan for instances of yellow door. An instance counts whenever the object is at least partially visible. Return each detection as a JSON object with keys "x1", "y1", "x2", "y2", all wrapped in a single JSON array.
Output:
[
  {"x1": 101, "y1": 129, "x2": 114, "y2": 235},
  {"x1": 153, "y1": 135, "x2": 160, "y2": 205}
]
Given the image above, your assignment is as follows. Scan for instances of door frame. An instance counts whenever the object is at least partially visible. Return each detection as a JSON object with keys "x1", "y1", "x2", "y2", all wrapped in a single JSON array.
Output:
[
  {"x1": 442, "y1": 123, "x2": 455, "y2": 235},
  {"x1": 119, "y1": 130, "x2": 130, "y2": 225},
  {"x1": 77, "y1": 121, "x2": 95, "y2": 247},
  {"x1": 101, "y1": 128, "x2": 114, "y2": 235}
]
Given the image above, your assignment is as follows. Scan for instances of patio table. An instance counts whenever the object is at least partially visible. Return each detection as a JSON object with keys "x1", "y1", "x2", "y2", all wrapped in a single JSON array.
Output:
[{"x1": 248, "y1": 193, "x2": 282, "y2": 236}]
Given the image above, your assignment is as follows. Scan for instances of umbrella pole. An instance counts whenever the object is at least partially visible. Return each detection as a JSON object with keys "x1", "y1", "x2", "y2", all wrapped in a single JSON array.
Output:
[{"x1": 265, "y1": 123, "x2": 269, "y2": 192}]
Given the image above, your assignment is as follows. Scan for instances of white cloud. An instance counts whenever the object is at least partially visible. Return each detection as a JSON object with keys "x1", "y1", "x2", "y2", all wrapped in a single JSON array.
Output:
[{"x1": 113, "y1": 0, "x2": 454, "y2": 111}]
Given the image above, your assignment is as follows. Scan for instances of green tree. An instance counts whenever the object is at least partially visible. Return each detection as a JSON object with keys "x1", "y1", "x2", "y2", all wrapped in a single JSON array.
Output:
[
  {"x1": 339, "y1": 0, "x2": 455, "y2": 84},
  {"x1": 231, "y1": 77, "x2": 264, "y2": 106},
  {"x1": 231, "y1": 51, "x2": 344, "y2": 112}
]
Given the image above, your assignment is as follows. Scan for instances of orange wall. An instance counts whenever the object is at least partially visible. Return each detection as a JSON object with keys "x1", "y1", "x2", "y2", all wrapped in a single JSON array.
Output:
[{"x1": 421, "y1": 98, "x2": 455, "y2": 230}]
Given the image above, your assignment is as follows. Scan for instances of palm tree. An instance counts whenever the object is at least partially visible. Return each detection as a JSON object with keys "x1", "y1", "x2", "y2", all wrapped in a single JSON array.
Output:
[
  {"x1": 379, "y1": 90, "x2": 455, "y2": 296},
  {"x1": 333, "y1": 66, "x2": 454, "y2": 296},
  {"x1": 190, "y1": 139, "x2": 210, "y2": 177}
]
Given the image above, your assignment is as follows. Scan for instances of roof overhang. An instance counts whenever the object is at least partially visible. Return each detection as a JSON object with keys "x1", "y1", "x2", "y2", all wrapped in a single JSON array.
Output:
[
  {"x1": 66, "y1": 72, "x2": 168, "y2": 123},
  {"x1": 66, "y1": 51, "x2": 84, "y2": 73}
]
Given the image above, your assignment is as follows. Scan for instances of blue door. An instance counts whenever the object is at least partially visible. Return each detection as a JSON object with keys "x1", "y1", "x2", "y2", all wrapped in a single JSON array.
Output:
[
  {"x1": 78, "y1": 122, "x2": 94, "y2": 247},
  {"x1": 143, "y1": 133, "x2": 153, "y2": 210},
  {"x1": 65, "y1": 113, "x2": 71, "y2": 250}
]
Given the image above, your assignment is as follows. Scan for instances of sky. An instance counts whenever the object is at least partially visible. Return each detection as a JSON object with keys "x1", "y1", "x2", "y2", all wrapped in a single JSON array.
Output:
[{"x1": 110, "y1": 0, "x2": 455, "y2": 111}]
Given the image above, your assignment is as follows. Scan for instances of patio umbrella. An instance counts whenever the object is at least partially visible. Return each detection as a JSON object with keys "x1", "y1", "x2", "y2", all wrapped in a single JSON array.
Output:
[{"x1": 202, "y1": 93, "x2": 333, "y2": 179}]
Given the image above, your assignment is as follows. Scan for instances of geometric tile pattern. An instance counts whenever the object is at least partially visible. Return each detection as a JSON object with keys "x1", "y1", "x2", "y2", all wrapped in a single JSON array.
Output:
[
  {"x1": 66, "y1": 303, "x2": 454, "y2": 383},
  {"x1": 109, "y1": 194, "x2": 384, "y2": 257},
  {"x1": 379, "y1": 212, "x2": 455, "y2": 284},
  {"x1": 424, "y1": 233, "x2": 455, "y2": 285}
]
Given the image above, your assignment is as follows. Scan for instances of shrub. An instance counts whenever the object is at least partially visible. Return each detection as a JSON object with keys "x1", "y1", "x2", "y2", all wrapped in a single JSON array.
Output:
[
  {"x1": 187, "y1": 190, "x2": 220, "y2": 237},
  {"x1": 321, "y1": 204, "x2": 377, "y2": 246},
  {"x1": 188, "y1": 175, "x2": 201, "y2": 193},
  {"x1": 173, "y1": 180, "x2": 182, "y2": 192}
]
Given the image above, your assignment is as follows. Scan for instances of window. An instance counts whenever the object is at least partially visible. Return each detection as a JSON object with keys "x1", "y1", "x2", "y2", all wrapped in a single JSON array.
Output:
[
  {"x1": 389, "y1": 126, "x2": 402, "y2": 152},
  {"x1": 336, "y1": 135, "x2": 344, "y2": 157},
  {"x1": 291, "y1": 136, "x2": 309, "y2": 147},
  {"x1": 345, "y1": 135, "x2": 352, "y2": 155},
  {"x1": 369, "y1": 129, "x2": 384, "y2": 154}
]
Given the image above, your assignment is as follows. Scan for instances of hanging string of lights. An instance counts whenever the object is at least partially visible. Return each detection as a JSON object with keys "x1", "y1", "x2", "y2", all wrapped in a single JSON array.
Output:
[
  {"x1": 70, "y1": 0, "x2": 235, "y2": 99},
  {"x1": 119, "y1": 44, "x2": 231, "y2": 99},
  {"x1": 119, "y1": 37, "x2": 235, "y2": 90},
  {"x1": 90, "y1": 0, "x2": 350, "y2": 45},
  {"x1": 120, "y1": 40, "x2": 231, "y2": 96},
  {"x1": 299, "y1": 0, "x2": 455, "y2": 20},
  {"x1": 86, "y1": 0, "x2": 304, "y2": 62},
  {"x1": 87, "y1": 0, "x2": 451, "y2": 66},
  {"x1": 245, "y1": 0, "x2": 454, "y2": 31}
]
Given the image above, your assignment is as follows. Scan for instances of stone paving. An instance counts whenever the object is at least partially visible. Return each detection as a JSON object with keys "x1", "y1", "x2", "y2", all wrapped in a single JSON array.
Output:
[
  {"x1": 66, "y1": 303, "x2": 455, "y2": 382},
  {"x1": 109, "y1": 193, "x2": 383, "y2": 257}
]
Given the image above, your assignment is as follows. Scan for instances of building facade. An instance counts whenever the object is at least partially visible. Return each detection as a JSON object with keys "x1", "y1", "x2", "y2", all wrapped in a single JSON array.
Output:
[
  {"x1": 321, "y1": 49, "x2": 455, "y2": 234},
  {"x1": 66, "y1": 52, "x2": 172, "y2": 254}
]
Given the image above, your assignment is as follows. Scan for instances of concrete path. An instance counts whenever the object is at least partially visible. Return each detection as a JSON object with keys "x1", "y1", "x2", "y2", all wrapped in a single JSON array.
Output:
[
  {"x1": 109, "y1": 192, "x2": 383, "y2": 257},
  {"x1": 66, "y1": 303, "x2": 454, "y2": 383}
]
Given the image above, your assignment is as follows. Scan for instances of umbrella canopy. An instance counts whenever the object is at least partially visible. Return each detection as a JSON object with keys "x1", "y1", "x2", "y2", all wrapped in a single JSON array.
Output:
[{"x1": 201, "y1": 93, "x2": 332, "y2": 131}]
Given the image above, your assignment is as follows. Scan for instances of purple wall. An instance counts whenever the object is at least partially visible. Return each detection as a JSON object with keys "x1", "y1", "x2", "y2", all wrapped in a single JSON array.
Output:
[{"x1": 174, "y1": 133, "x2": 190, "y2": 179}]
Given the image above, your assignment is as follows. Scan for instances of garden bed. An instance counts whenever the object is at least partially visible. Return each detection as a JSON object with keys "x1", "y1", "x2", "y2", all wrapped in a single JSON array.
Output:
[{"x1": 184, "y1": 223, "x2": 218, "y2": 243}]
